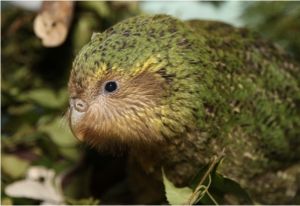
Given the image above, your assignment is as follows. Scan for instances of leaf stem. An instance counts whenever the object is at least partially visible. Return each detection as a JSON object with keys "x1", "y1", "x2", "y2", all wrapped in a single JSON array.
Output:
[{"x1": 186, "y1": 149, "x2": 225, "y2": 205}]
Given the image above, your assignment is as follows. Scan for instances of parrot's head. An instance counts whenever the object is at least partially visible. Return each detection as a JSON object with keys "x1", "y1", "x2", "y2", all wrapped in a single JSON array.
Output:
[{"x1": 67, "y1": 15, "x2": 203, "y2": 150}]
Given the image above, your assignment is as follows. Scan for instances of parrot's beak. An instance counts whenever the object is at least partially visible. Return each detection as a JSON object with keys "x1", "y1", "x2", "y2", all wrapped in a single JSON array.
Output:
[
  {"x1": 69, "y1": 110, "x2": 84, "y2": 141},
  {"x1": 68, "y1": 98, "x2": 89, "y2": 141}
]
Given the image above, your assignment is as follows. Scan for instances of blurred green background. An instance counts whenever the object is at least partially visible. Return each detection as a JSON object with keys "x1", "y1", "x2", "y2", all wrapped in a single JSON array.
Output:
[{"x1": 1, "y1": 1, "x2": 300, "y2": 205}]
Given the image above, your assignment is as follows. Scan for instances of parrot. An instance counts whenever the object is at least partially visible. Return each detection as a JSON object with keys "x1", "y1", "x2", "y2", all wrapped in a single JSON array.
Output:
[{"x1": 67, "y1": 15, "x2": 300, "y2": 204}]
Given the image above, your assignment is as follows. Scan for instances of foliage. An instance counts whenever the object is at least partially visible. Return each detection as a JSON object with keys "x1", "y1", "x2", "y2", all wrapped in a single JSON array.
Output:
[
  {"x1": 162, "y1": 170, "x2": 193, "y2": 205},
  {"x1": 2, "y1": 155, "x2": 30, "y2": 179},
  {"x1": 1, "y1": 2, "x2": 140, "y2": 204},
  {"x1": 242, "y1": 1, "x2": 300, "y2": 62},
  {"x1": 66, "y1": 197, "x2": 100, "y2": 205},
  {"x1": 163, "y1": 153, "x2": 253, "y2": 205}
]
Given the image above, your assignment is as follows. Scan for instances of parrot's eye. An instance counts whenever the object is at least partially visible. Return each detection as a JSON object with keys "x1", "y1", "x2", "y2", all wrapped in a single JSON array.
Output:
[{"x1": 104, "y1": 81, "x2": 118, "y2": 93}]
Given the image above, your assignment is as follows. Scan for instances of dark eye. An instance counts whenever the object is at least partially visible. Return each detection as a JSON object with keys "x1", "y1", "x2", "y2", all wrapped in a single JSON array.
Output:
[{"x1": 104, "y1": 81, "x2": 118, "y2": 93}]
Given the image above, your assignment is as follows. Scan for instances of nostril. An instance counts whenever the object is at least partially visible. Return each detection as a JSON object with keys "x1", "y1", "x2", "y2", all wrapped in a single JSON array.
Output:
[
  {"x1": 71, "y1": 98, "x2": 88, "y2": 112},
  {"x1": 77, "y1": 102, "x2": 84, "y2": 108}
]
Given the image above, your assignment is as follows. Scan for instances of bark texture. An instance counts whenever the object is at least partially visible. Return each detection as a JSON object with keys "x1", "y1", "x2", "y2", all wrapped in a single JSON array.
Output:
[{"x1": 34, "y1": 1, "x2": 74, "y2": 47}]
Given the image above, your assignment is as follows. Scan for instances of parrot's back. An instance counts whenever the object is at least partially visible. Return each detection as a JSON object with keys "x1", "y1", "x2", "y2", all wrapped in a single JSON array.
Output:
[
  {"x1": 188, "y1": 19, "x2": 300, "y2": 159},
  {"x1": 160, "y1": 19, "x2": 300, "y2": 204},
  {"x1": 131, "y1": 18, "x2": 300, "y2": 204}
]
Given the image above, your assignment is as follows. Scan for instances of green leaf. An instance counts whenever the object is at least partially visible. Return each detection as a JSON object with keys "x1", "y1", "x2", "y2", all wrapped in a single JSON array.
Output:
[
  {"x1": 1, "y1": 197, "x2": 13, "y2": 205},
  {"x1": 162, "y1": 169, "x2": 193, "y2": 205},
  {"x1": 79, "y1": 1, "x2": 110, "y2": 18},
  {"x1": 19, "y1": 88, "x2": 67, "y2": 109},
  {"x1": 39, "y1": 117, "x2": 78, "y2": 147},
  {"x1": 66, "y1": 197, "x2": 100, "y2": 205},
  {"x1": 1, "y1": 155, "x2": 30, "y2": 179},
  {"x1": 210, "y1": 173, "x2": 253, "y2": 204},
  {"x1": 58, "y1": 147, "x2": 80, "y2": 161},
  {"x1": 190, "y1": 156, "x2": 253, "y2": 205},
  {"x1": 72, "y1": 13, "x2": 99, "y2": 52},
  {"x1": 7, "y1": 104, "x2": 35, "y2": 115}
]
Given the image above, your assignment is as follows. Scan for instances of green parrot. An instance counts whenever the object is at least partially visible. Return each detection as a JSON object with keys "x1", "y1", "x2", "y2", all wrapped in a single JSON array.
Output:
[{"x1": 67, "y1": 15, "x2": 300, "y2": 204}]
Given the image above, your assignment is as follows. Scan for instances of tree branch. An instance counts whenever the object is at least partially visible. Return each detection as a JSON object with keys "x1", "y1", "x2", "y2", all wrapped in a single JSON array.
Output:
[{"x1": 33, "y1": 1, "x2": 74, "y2": 47}]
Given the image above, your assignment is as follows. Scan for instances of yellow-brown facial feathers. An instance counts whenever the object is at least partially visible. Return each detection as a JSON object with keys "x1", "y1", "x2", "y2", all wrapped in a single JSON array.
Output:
[{"x1": 68, "y1": 63, "x2": 168, "y2": 150}]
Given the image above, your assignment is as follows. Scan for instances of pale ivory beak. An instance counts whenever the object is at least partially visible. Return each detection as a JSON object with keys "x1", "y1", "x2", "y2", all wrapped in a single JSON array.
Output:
[
  {"x1": 68, "y1": 98, "x2": 89, "y2": 141},
  {"x1": 68, "y1": 109, "x2": 85, "y2": 141}
]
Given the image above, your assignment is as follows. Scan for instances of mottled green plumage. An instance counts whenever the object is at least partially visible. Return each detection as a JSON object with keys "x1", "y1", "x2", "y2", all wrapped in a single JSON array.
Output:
[{"x1": 69, "y1": 15, "x2": 300, "y2": 204}]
